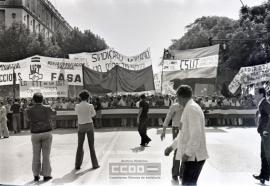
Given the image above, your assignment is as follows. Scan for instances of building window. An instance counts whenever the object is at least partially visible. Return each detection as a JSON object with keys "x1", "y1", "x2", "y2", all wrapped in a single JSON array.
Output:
[
  {"x1": 0, "y1": 10, "x2": 5, "y2": 26},
  {"x1": 12, "y1": 13, "x2": 16, "y2": 19}
]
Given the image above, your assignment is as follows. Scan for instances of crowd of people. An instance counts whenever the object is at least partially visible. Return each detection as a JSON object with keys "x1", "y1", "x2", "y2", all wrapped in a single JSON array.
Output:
[
  {"x1": 0, "y1": 93, "x2": 257, "y2": 138},
  {"x1": 0, "y1": 94, "x2": 257, "y2": 111}
]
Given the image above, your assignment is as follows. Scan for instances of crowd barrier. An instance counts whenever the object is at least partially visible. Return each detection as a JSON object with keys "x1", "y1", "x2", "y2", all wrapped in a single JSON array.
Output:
[{"x1": 53, "y1": 107, "x2": 257, "y2": 128}]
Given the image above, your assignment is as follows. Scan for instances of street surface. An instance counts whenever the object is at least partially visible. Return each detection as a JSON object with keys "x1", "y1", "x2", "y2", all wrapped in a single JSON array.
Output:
[{"x1": 0, "y1": 127, "x2": 266, "y2": 186}]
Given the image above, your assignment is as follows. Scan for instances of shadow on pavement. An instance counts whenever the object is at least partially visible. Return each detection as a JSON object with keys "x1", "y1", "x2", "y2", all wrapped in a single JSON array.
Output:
[
  {"x1": 131, "y1": 146, "x2": 145, "y2": 153},
  {"x1": 51, "y1": 168, "x2": 95, "y2": 185}
]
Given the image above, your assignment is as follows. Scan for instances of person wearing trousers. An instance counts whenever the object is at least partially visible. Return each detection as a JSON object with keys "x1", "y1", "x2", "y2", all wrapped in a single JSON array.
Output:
[
  {"x1": 253, "y1": 87, "x2": 270, "y2": 184},
  {"x1": 75, "y1": 90, "x2": 99, "y2": 170},
  {"x1": 161, "y1": 102, "x2": 183, "y2": 183},
  {"x1": 165, "y1": 85, "x2": 209, "y2": 186},
  {"x1": 137, "y1": 94, "x2": 151, "y2": 147},
  {"x1": 10, "y1": 99, "x2": 21, "y2": 133},
  {"x1": 0, "y1": 101, "x2": 9, "y2": 138},
  {"x1": 27, "y1": 93, "x2": 53, "y2": 182}
]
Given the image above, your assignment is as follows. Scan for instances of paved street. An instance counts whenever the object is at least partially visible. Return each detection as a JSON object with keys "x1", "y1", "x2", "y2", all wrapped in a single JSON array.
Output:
[{"x1": 0, "y1": 127, "x2": 266, "y2": 186}]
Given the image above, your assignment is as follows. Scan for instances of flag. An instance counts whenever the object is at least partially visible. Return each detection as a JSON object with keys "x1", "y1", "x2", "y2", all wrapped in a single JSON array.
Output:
[
  {"x1": 162, "y1": 44, "x2": 220, "y2": 83},
  {"x1": 82, "y1": 65, "x2": 155, "y2": 93}
]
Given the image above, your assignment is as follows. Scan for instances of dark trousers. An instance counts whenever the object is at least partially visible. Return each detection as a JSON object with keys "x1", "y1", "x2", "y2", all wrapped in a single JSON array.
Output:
[
  {"x1": 12, "y1": 113, "x2": 21, "y2": 133},
  {"x1": 75, "y1": 123, "x2": 99, "y2": 168},
  {"x1": 181, "y1": 159, "x2": 205, "y2": 185},
  {"x1": 172, "y1": 127, "x2": 181, "y2": 178},
  {"x1": 261, "y1": 139, "x2": 270, "y2": 180},
  {"x1": 138, "y1": 118, "x2": 151, "y2": 145}
]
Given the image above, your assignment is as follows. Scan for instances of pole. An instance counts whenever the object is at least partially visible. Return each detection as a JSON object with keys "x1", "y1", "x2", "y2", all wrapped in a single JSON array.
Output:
[
  {"x1": 12, "y1": 67, "x2": 16, "y2": 100},
  {"x1": 82, "y1": 64, "x2": 86, "y2": 89},
  {"x1": 160, "y1": 49, "x2": 166, "y2": 94},
  {"x1": 239, "y1": 0, "x2": 245, "y2": 6},
  {"x1": 115, "y1": 65, "x2": 118, "y2": 96}
]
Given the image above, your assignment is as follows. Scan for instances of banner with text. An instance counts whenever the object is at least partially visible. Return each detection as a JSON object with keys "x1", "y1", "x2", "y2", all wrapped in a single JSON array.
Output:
[
  {"x1": 162, "y1": 45, "x2": 219, "y2": 81},
  {"x1": 0, "y1": 56, "x2": 84, "y2": 86},
  {"x1": 69, "y1": 48, "x2": 152, "y2": 72},
  {"x1": 229, "y1": 62, "x2": 270, "y2": 94},
  {"x1": 20, "y1": 81, "x2": 68, "y2": 98}
]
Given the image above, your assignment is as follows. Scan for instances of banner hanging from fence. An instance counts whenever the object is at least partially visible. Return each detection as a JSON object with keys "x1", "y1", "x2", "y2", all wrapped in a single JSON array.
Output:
[
  {"x1": 228, "y1": 62, "x2": 270, "y2": 94},
  {"x1": 20, "y1": 81, "x2": 68, "y2": 98},
  {"x1": 83, "y1": 65, "x2": 155, "y2": 93},
  {"x1": 69, "y1": 48, "x2": 152, "y2": 72},
  {"x1": 162, "y1": 45, "x2": 220, "y2": 82},
  {"x1": 0, "y1": 55, "x2": 85, "y2": 86}
]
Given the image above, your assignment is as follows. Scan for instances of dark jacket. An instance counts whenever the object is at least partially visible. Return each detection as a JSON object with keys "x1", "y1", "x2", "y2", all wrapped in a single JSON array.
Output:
[
  {"x1": 257, "y1": 98, "x2": 270, "y2": 136},
  {"x1": 27, "y1": 104, "x2": 53, "y2": 134}
]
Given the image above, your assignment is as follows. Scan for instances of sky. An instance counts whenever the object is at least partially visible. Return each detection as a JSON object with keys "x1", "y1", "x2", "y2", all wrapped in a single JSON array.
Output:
[{"x1": 49, "y1": 0, "x2": 265, "y2": 72}]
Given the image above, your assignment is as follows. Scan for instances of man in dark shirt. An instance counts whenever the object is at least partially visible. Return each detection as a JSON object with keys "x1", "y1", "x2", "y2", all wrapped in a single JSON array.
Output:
[
  {"x1": 27, "y1": 93, "x2": 53, "y2": 182},
  {"x1": 137, "y1": 94, "x2": 151, "y2": 147},
  {"x1": 10, "y1": 99, "x2": 21, "y2": 133},
  {"x1": 253, "y1": 88, "x2": 270, "y2": 184}
]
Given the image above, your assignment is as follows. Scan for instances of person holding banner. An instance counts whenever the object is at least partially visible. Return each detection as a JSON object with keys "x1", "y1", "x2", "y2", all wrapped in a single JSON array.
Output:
[
  {"x1": 253, "y1": 87, "x2": 270, "y2": 184},
  {"x1": 75, "y1": 90, "x2": 99, "y2": 170}
]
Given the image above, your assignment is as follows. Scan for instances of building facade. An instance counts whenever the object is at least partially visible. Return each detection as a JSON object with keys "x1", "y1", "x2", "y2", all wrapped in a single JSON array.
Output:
[{"x1": 0, "y1": 0, "x2": 72, "y2": 38}]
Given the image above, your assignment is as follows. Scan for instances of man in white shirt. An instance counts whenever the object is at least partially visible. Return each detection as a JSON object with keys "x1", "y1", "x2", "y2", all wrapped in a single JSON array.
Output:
[
  {"x1": 74, "y1": 90, "x2": 99, "y2": 170},
  {"x1": 165, "y1": 85, "x2": 208, "y2": 185},
  {"x1": 161, "y1": 101, "x2": 183, "y2": 183}
]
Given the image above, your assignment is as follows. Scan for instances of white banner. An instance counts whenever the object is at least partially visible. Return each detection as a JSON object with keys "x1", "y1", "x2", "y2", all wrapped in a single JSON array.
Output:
[
  {"x1": 0, "y1": 56, "x2": 84, "y2": 86},
  {"x1": 0, "y1": 59, "x2": 29, "y2": 86},
  {"x1": 229, "y1": 62, "x2": 270, "y2": 94},
  {"x1": 20, "y1": 81, "x2": 68, "y2": 98},
  {"x1": 163, "y1": 55, "x2": 219, "y2": 72},
  {"x1": 69, "y1": 48, "x2": 152, "y2": 72}
]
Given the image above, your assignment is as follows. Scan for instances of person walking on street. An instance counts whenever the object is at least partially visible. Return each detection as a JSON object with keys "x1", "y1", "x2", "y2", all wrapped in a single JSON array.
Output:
[
  {"x1": 75, "y1": 90, "x2": 99, "y2": 170},
  {"x1": 137, "y1": 94, "x2": 151, "y2": 147},
  {"x1": 253, "y1": 87, "x2": 270, "y2": 184},
  {"x1": 27, "y1": 93, "x2": 54, "y2": 182},
  {"x1": 165, "y1": 85, "x2": 209, "y2": 186},
  {"x1": 161, "y1": 101, "x2": 183, "y2": 183}
]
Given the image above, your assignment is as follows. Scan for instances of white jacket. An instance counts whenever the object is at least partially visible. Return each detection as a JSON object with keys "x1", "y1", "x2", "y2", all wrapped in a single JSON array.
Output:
[{"x1": 171, "y1": 99, "x2": 209, "y2": 161}]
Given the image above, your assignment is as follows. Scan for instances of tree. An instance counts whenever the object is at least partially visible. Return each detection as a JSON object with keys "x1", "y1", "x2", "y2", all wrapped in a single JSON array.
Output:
[{"x1": 0, "y1": 23, "x2": 108, "y2": 61}]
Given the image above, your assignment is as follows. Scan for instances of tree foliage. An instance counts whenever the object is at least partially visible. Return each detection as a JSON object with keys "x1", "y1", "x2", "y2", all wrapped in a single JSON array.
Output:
[
  {"x1": 168, "y1": 1, "x2": 270, "y2": 95},
  {"x1": 0, "y1": 23, "x2": 108, "y2": 61}
]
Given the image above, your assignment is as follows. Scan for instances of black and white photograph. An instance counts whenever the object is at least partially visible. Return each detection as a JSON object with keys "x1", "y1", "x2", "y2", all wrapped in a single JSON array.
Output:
[{"x1": 0, "y1": 0, "x2": 269, "y2": 185}]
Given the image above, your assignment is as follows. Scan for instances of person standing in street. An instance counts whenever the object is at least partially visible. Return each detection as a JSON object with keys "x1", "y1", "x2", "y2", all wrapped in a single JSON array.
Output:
[
  {"x1": 0, "y1": 101, "x2": 9, "y2": 138},
  {"x1": 161, "y1": 100, "x2": 183, "y2": 183},
  {"x1": 75, "y1": 90, "x2": 99, "y2": 170},
  {"x1": 137, "y1": 94, "x2": 151, "y2": 147},
  {"x1": 253, "y1": 87, "x2": 270, "y2": 184},
  {"x1": 10, "y1": 98, "x2": 21, "y2": 133},
  {"x1": 27, "y1": 93, "x2": 53, "y2": 182},
  {"x1": 165, "y1": 85, "x2": 209, "y2": 185}
]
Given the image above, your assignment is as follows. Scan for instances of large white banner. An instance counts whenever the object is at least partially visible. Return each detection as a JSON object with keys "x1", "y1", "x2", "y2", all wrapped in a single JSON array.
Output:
[
  {"x1": 69, "y1": 48, "x2": 152, "y2": 72},
  {"x1": 20, "y1": 81, "x2": 68, "y2": 98},
  {"x1": 229, "y1": 62, "x2": 270, "y2": 94},
  {"x1": 0, "y1": 56, "x2": 84, "y2": 86}
]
